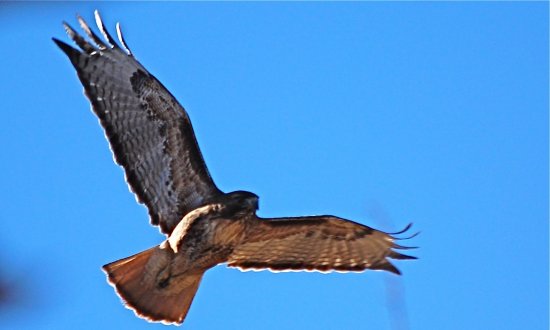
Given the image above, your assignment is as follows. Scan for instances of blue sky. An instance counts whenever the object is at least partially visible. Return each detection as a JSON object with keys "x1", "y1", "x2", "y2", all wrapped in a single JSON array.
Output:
[{"x1": 0, "y1": 2, "x2": 547, "y2": 329}]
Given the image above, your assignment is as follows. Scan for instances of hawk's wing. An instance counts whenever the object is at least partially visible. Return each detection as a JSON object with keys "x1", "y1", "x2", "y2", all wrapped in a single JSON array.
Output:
[
  {"x1": 228, "y1": 216, "x2": 417, "y2": 275},
  {"x1": 53, "y1": 12, "x2": 222, "y2": 235}
]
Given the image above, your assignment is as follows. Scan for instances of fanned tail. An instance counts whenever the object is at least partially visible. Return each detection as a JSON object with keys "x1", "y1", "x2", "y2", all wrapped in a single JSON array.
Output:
[{"x1": 102, "y1": 244, "x2": 204, "y2": 325}]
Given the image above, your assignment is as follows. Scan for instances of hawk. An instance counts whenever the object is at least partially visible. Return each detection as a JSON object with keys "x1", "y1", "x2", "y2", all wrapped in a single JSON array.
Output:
[{"x1": 54, "y1": 11, "x2": 418, "y2": 325}]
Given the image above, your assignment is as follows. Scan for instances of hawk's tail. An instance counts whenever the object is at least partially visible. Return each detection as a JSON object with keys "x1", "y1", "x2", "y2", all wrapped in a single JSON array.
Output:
[{"x1": 102, "y1": 244, "x2": 204, "y2": 325}]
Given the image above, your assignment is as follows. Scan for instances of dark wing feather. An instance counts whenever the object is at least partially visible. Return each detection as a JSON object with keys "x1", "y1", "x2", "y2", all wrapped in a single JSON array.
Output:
[
  {"x1": 228, "y1": 216, "x2": 417, "y2": 275},
  {"x1": 54, "y1": 11, "x2": 222, "y2": 235}
]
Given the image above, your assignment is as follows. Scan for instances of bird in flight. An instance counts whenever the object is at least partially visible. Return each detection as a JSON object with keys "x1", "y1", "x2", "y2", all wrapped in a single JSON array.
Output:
[{"x1": 54, "y1": 11, "x2": 418, "y2": 326}]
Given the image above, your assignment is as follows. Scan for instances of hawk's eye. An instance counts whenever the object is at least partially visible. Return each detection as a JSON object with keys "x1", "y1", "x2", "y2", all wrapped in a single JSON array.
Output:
[{"x1": 157, "y1": 277, "x2": 170, "y2": 289}]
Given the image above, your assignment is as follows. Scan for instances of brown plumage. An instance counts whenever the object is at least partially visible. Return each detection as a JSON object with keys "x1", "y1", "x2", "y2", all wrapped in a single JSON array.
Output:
[{"x1": 54, "y1": 11, "x2": 418, "y2": 326}]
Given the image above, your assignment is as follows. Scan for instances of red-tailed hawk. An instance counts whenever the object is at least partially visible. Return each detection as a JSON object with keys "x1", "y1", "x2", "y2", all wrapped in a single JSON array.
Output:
[{"x1": 54, "y1": 11, "x2": 418, "y2": 326}]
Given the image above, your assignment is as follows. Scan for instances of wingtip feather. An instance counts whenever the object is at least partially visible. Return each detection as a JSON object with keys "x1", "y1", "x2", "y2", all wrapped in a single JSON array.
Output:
[
  {"x1": 389, "y1": 223, "x2": 413, "y2": 235},
  {"x1": 116, "y1": 22, "x2": 133, "y2": 55},
  {"x1": 94, "y1": 10, "x2": 120, "y2": 49},
  {"x1": 52, "y1": 37, "x2": 80, "y2": 62},
  {"x1": 77, "y1": 13, "x2": 107, "y2": 49},
  {"x1": 372, "y1": 262, "x2": 402, "y2": 275}
]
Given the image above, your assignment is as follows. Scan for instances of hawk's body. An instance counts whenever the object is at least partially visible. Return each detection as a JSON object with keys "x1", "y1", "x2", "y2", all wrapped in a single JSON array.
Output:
[{"x1": 54, "y1": 11, "x2": 417, "y2": 325}]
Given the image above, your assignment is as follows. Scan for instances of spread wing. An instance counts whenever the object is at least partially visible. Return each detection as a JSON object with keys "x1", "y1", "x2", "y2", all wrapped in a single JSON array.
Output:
[
  {"x1": 228, "y1": 216, "x2": 417, "y2": 275},
  {"x1": 53, "y1": 11, "x2": 222, "y2": 235}
]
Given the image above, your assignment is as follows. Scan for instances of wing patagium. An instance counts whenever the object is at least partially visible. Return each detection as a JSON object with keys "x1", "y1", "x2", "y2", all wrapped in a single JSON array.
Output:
[{"x1": 53, "y1": 11, "x2": 222, "y2": 235}]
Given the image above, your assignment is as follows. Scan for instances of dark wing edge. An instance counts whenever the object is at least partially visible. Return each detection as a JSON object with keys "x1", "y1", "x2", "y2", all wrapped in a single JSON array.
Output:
[
  {"x1": 54, "y1": 11, "x2": 223, "y2": 235},
  {"x1": 228, "y1": 216, "x2": 418, "y2": 275}
]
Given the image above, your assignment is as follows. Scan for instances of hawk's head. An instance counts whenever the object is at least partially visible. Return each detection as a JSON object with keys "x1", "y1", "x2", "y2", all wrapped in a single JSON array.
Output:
[{"x1": 226, "y1": 190, "x2": 259, "y2": 214}]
